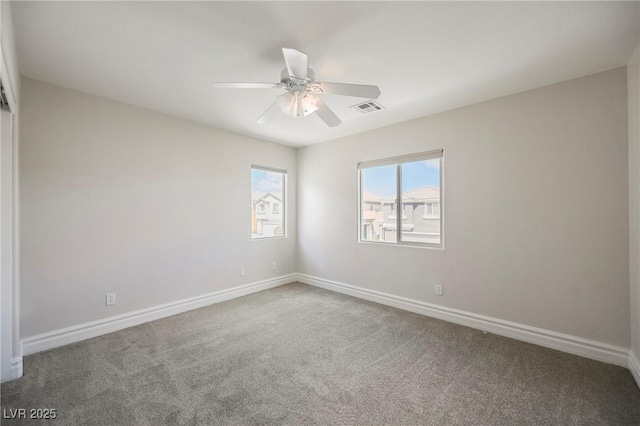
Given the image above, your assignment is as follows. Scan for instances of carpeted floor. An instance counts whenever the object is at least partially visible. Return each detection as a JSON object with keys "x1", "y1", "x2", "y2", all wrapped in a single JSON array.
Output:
[{"x1": 2, "y1": 282, "x2": 639, "y2": 425}]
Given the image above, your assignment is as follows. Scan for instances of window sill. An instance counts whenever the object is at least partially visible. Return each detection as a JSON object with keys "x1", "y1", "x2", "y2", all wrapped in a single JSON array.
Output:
[
  {"x1": 357, "y1": 240, "x2": 443, "y2": 250},
  {"x1": 251, "y1": 236, "x2": 288, "y2": 241}
]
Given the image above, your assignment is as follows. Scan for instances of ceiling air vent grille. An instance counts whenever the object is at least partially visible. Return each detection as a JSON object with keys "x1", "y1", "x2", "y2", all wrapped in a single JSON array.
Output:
[{"x1": 351, "y1": 100, "x2": 384, "y2": 114}]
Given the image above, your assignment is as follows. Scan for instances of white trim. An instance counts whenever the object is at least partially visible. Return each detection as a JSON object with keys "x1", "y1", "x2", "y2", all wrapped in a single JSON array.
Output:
[
  {"x1": 630, "y1": 351, "x2": 640, "y2": 389},
  {"x1": 0, "y1": 49, "x2": 21, "y2": 383},
  {"x1": 296, "y1": 273, "x2": 630, "y2": 368},
  {"x1": 357, "y1": 240, "x2": 443, "y2": 251},
  {"x1": 251, "y1": 164, "x2": 288, "y2": 175},
  {"x1": 0, "y1": 356, "x2": 23, "y2": 382},
  {"x1": 12, "y1": 110, "x2": 21, "y2": 365},
  {"x1": 358, "y1": 149, "x2": 443, "y2": 169},
  {"x1": 17, "y1": 273, "x2": 638, "y2": 381},
  {"x1": 0, "y1": 357, "x2": 23, "y2": 382},
  {"x1": 22, "y1": 274, "x2": 297, "y2": 355},
  {"x1": 0, "y1": 107, "x2": 19, "y2": 383},
  {"x1": 9, "y1": 356, "x2": 22, "y2": 378}
]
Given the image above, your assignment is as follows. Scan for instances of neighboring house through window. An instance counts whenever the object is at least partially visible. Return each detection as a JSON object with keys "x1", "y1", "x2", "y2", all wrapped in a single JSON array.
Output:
[
  {"x1": 358, "y1": 150, "x2": 443, "y2": 247},
  {"x1": 251, "y1": 165, "x2": 286, "y2": 239}
]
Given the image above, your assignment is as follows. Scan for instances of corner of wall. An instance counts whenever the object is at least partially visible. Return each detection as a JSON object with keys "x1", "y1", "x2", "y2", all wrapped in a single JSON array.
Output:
[
  {"x1": 294, "y1": 146, "x2": 302, "y2": 275},
  {"x1": 629, "y1": 43, "x2": 640, "y2": 389}
]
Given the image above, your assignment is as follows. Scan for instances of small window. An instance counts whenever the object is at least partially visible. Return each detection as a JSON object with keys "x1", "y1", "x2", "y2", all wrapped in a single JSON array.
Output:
[
  {"x1": 251, "y1": 165, "x2": 286, "y2": 239},
  {"x1": 359, "y1": 150, "x2": 443, "y2": 248},
  {"x1": 424, "y1": 202, "x2": 440, "y2": 218}
]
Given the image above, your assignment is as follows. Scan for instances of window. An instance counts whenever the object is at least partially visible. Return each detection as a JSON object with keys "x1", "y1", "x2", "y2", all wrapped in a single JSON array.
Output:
[
  {"x1": 359, "y1": 150, "x2": 443, "y2": 247},
  {"x1": 424, "y1": 202, "x2": 440, "y2": 218},
  {"x1": 251, "y1": 165, "x2": 286, "y2": 239}
]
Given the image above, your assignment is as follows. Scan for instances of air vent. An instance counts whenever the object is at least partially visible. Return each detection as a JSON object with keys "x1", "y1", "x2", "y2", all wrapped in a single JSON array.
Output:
[{"x1": 351, "y1": 100, "x2": 384, "y2": 114}]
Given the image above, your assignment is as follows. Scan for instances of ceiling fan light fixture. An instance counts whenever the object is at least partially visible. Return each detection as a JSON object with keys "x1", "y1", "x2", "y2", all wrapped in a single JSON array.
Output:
[
  {"x1": 300, "y1": 93, "x2": 319, "y2": 116},
  {"x1": 276, "y1": 92, "x2": 296, "y2": 116},
  {"x1": 277, "y1": 92, "x2": 318, "y2": 118}
]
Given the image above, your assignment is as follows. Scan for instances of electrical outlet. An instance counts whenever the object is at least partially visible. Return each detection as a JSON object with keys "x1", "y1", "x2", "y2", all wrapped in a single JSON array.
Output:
[
  {"x1": 435, "y1": 285, "x2": 443, "y2": 296},
  {"x1": 272, "y1": 261, "x2": 277, "y2": 271},
  {"x1": 106, "y1": 293, "x2": 116, "y2": 306},
  {"x1": 240, "y1": 267, "x2": 246, "y2": 277}
]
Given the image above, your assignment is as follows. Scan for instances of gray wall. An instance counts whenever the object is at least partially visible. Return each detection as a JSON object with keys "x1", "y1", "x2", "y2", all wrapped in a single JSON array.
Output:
[
  {"x1": 298, "y1": 68, "x2": 630, "y2": 347},
  {"x1": 629, "y1": 47, "x2": 640, "y2": 362},
  {"x1": 20, "y1": 78, "x2": 297, "y2": 338}
]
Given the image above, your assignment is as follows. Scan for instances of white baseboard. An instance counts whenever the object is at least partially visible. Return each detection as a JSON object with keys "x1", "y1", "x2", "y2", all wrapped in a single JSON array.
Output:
[
  {"x1": 1, "y1": 357, "x2": 23, "y2": 383},
  {"x1": 1, "y1": 356, "x2": 23, "y2": 383},
  {"x1": 22, "y1": 274, "x2": 297, "y2": 356},
  {"x1": 10, "y1": 356, "x2": 23, "y2": 378},
  {"x1": 19, "y1": 273, "x2": 636, "y2": 378},
  {"x1": 630, "y1": 351, "x2": 640, "y2": 389},
  {"x1": 297, "y1": 274, "x2": 630, "y2": 368}
]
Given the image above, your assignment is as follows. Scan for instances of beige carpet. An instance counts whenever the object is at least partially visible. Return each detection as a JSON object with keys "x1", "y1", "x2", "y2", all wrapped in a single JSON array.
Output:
[{"x1": 2, "y1": 282, "x2": 639, "y2": 425}]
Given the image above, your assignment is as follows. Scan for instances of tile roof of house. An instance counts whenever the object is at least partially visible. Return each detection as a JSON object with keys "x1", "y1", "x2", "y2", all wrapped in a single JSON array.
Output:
[
  {"x1": 362, "y1": 211, "x2": 382, "y2": 221},
  {"x1": 252, "y1": 192, "x2": 282, "y2": 204},
  {"x1": 382, "y1": 185, "x2": 440, "y2": 202},
  {"x1": 362, "y1": 191, "x2": 384, "y2": 202}
]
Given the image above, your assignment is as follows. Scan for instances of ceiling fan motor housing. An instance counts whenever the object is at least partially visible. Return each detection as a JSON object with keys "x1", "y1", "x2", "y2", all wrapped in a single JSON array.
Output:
[{"x1": 280, "y1": 67, "x2": 315, "y2": 93}]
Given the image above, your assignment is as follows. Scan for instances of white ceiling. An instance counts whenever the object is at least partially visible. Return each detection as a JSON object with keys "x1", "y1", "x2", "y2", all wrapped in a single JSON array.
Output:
[{"x1": 11, "y1": 1, "x2": 640, "y2": 147}]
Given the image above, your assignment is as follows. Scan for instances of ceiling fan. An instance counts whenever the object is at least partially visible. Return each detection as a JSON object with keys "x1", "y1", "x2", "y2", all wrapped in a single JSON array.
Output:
[{"x1": 212, "y1": 48, "x2": 381, "y2": 127}]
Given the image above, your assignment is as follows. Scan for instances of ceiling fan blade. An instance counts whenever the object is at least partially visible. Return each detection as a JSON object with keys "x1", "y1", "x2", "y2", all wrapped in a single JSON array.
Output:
[
  {"x1": 282, "y1": 48, "x2": 308, "y2": 80},
  {"x1": 314, "y1": 97, "x2": 342, "y2": 127},
  {"x1": 213, "y1": 83, "x2": 278, "y2": 89},
  {"x1": 256, "y1": 102, "x2": 280, "y2": 124},
  {"x1": 313, "y1": 82, "x2": 381, "y2": 99}
]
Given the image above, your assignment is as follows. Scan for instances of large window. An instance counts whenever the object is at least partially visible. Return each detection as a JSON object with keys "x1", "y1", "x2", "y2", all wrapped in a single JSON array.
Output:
[
  {"x1": 251, "y1": 165, "x2": 286, "y2": 239},
  {"x1": 358, "y1": 150, "x2": 443, "y2": 248}
]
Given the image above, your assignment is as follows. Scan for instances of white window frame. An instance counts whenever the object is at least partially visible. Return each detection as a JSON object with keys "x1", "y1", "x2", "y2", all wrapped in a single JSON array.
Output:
[
  {"x1": 357, "y1": 149, "x2": 444, "y2": 249},
  {"x1": 251, "y1": 165, "x2": 287, "y2": 240}
]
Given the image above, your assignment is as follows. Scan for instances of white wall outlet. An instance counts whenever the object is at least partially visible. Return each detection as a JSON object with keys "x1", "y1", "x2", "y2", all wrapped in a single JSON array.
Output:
[
  {"x1": 106, "y1": 293, "x2": 116, "y2": 306},
  {"x1": 435, "y1": 285, "x2": 443, "y2": 296},
  {"x1": 272, "y1": 261, "x2": 277, "y2": 271},
  {"x1": 240, "y1": 267, "x2": 246, "y2": 277}
]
